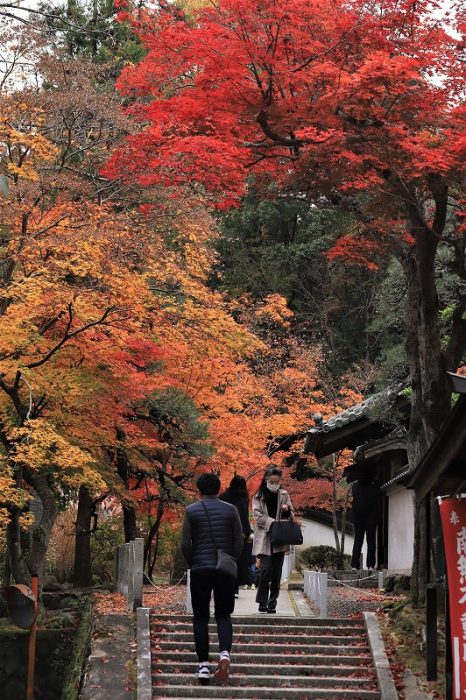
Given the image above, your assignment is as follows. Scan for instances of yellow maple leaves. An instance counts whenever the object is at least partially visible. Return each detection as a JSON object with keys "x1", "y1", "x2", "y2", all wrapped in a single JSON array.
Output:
[
  {"x1": 0, "y1": 465, "x2": 31, "y2": 529},
  {"x1": 0, "y1": 98, "x2": 57, "y2": 184},
  {"x1": 8, "y1": 420, "x2": 106, "y2": 490}
]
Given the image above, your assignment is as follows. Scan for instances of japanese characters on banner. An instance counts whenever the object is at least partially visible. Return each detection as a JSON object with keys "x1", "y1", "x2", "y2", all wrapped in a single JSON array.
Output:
[{"x1": 439, "y1": 497, "x2": 466, "y2": 700}]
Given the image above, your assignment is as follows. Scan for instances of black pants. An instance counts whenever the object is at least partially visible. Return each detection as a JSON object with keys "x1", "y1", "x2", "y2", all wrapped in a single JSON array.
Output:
[
  {"x1": 255, "y1": 552, "x2": 285, "y2": 609},
  {"x1": 351, "y1": 522, "x2": 376, "y2": 569},
  {"x1": 190, "y1": 569, "x2": 237, "y2": 662}
]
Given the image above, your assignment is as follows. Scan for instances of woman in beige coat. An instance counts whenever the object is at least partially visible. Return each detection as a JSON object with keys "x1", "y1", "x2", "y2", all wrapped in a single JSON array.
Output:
[{"x1": 252, "y1": 465, "x2": 294, "y2": 613}]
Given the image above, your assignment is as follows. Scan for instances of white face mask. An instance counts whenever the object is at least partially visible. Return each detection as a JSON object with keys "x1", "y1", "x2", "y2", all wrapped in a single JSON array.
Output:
[{"x1": 266, "y1": 481, "x2": 280, "y2": 493}]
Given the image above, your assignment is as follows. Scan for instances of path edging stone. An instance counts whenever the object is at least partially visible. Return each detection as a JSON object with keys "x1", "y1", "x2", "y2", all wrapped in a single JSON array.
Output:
[
  {"x1": 79, "y1": 613, "x2": 133, "y2": 700},
  {"x1": 137, "y1": 607, "x2": 152, "y2": 700},
  {"x1": 364, "y1": 611, "x2": 399, "y2": 700}
]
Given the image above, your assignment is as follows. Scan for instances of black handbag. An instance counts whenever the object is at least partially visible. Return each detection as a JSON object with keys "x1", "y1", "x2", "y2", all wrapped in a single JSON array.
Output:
[
  {"x1": 201, "y1": 501, "x2": 238, "y2": 579},
  {"x1": 269, "y1": 519, "x2": 303, "y2": 546}
]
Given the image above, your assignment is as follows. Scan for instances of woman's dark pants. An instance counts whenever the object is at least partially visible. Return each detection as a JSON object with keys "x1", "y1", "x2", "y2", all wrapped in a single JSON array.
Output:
[{"x1": 255, "y1": 552, "x2": 285, "y2": 610}]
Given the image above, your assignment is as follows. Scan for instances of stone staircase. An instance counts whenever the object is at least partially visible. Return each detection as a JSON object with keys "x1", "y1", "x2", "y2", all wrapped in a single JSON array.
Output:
[{"x1": 151, "y1": 613, "x2": 381, "y2": 699}]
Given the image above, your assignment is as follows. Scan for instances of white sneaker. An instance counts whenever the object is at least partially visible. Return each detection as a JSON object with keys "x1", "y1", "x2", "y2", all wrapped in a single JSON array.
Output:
[
  {"x1": 214, "y1": 651, "x2": 230, "y2": 684},
  {"x1": 197, "y1": 662, "x2": 210, "y2": 685}
]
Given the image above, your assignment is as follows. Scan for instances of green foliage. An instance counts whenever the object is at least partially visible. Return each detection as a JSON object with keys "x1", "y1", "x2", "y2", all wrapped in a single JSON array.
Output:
[
  {"x1": 90, "y1": 516, "x2": 124, "y2": 583},
  {"x1": 369, "y1": 258, "x2": 407, "y2": 387},
  {"x1": 298, "y1": 545, "x2": 350, "y2": 571},
  {"x1": 212, "y1": 190, "x2": 387, "y2": 374},
  {"x1": 152, "y1": 521, "x2": 182, "y2": 578},
  {"x1": 144, "y1": 387, "x2": 214, "y2": 461},
  {"x1": 38, "y1": 0, "x2": 146, "y2": 69}
]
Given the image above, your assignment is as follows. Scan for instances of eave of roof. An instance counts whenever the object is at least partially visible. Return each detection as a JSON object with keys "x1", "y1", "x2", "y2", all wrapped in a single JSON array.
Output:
[
  {"x1": 304, "y1": 384, "x2": 409, "y2": 457},
  {"x1": 354, "y1": 428, "x2": 408, "y2": 463},
  {"x1": 380, "y1": 465, "x2": 413, "y2": 491},
  {"x1": 407, "y1": 373, "x2": 466, "y2": 499}
]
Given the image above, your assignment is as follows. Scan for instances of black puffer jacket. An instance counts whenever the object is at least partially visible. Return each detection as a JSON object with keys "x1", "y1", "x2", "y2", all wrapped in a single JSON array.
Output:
[
  {"x1": 351, "y1": 480, "x2": 379, "y2": 526},
  {"x1": 181, "y1": 496, "x2": 244, "y2": 572},
  {"x1": 220, "y1": 489, "x2": 252, "y2": 538}
]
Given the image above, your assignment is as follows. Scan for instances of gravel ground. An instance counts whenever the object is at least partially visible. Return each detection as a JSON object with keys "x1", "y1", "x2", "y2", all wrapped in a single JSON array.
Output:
[
  {"x1": 328, "y1": 585, "x2": 390, "y2": 617},
  {"x1": 305, "y1": 584, "x2": 399, "y2": 618}
]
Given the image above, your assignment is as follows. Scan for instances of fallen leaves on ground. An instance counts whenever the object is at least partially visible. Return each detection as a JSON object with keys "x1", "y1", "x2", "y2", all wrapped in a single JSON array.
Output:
[
  {"x1": 93, "y1": 591, "x2": 128, "y2": 616},
  {"x1": 144, "y1": 584, "x2": 186, "y2": 612},
  {"x1": 91, "y1": 585, "x2": 186, "y2": 617}
]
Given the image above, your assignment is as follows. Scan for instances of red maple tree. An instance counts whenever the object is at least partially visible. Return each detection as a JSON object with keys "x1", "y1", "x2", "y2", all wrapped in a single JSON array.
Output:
[{"x1": 106, "y1": 0, "x2": 466, "y2": 602}]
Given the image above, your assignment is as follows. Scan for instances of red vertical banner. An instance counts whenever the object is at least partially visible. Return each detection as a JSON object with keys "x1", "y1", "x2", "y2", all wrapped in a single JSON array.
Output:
[{"x1": 439, "y1": 498, "x2": 466, "y2": 700}]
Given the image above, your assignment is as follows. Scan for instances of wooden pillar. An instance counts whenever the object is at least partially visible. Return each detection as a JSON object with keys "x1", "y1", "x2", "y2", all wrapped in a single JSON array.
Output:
[
  {"x1": 425, "y1": 494, "x2": 431, "y2": 583},
  {"x1": 445, "y1": 580, "x2": 453, "y2": 700},
  {"x1": 426, "y1": 583, "x2": 438, "y2": 680}
]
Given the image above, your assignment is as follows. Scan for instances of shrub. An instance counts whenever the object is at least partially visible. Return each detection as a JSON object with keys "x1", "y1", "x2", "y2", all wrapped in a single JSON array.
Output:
[
  {"x1": 298, "y1": 545, "x2": 350, "y2": 571},
  {"x1": 384, "y1": 573, "x2": 411, "y2": 594}
]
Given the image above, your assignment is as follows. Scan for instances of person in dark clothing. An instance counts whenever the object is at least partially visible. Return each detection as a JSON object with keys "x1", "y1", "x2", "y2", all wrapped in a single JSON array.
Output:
[
  {"x1": 252, "y1": 465, "x2": 294, "y2": 613},
  {"x1": 181, "y1": 472, "x2": 243, "y2": 685},
  {"x1": 220, "y1": 475, "x2": 252, "y2": 594},
  {"x1": 350, "y1": 478, "x2": 379, "y2": 570}
]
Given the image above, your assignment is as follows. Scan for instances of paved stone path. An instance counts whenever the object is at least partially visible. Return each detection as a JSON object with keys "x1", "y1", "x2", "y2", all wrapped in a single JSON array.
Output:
[
  {"x1": 231, "y1": 586, "x2": 312, "y2": 617},
  {"x1": 80, "y1": 613, "x2": 133, "y2": 700}
]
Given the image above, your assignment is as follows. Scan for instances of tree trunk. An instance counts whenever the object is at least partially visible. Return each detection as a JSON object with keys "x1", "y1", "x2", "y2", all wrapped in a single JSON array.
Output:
[
  {"x1": 402, "y1": 233, "x2": 450, "y2": 606},
  {"x1": 340, "y1": 487, "x2": 350, "y2": 562},
  {"x1": 73, "y1": 485, "x2": 93, "y2": 587},
  {"x1": 7, "y1": 510, "x2": 30, "y2": 585},
  {"x1": 115, "y1": 431, "x2": 137, "y2": 542},
  {"x1": 7, "y1": 469, "x2": 59, "y2": 585},
  {"x1": 144, "y1": 499, "x2": 164, "y2": 578},
  {"x1": 123, "y1": 506, "x2": 138, "y2": 544},
  {"x1": 331, "y1": 454, "x2": 343, "y2": 565}
]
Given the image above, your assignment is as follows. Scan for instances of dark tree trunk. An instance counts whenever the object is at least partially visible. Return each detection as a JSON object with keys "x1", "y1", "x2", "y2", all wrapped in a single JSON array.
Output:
[
  {"x1": 144, "y1": 499, "x2": 164, "y2": 578},
  {"x1": 115, "y1": 430, "x2": 138, "y2": 542},
  {"x1": 402, "y1": 229, "x2": 450, "y2": 606},
  {"x1": 73, "y1": 485, "x2": 93, "y2": 587},
  {"x1": 123, "y1": 506, "x2": 138, "y2": 543},
  {"x1": 331, "y1": 454, "x2": 343, "y2": 566},
  {"x1": 6, "y1": 464, "x2": 30, "y2": 584},
  {"x1": 7, "y1": 512, "x2": 30, "y2": 584},
  {"x1": 6, "y1": 469, "x2": 59, "y2": 585}
]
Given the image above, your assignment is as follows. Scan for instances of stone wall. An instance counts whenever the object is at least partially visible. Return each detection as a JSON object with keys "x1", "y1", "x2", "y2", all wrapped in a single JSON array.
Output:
[{"x1": 0, "y1": 627, "x2": 75, "y2": 700}]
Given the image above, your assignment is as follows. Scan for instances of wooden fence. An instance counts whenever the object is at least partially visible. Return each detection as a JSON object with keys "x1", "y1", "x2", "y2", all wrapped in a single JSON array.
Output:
[{"x1": 114, "y1": 538, "x2": 144, "y2": 612}]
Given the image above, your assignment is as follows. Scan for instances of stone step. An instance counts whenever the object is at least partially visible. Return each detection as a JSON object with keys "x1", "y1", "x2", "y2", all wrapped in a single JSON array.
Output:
[
  {"x1": 152, "y1": 631, "x2": 365, "y2": 645},
  {"x1": 151, "y1": 623, "x2": 365, "y2": 636},
  {"x1": 153, "y1": 662, "x2": 374, "y2": 678},
  {"x1": 152, "y1": 651, "x2": 374, "y2": 666},
  {"x1": 153, "y1": 685, "x2": 380, "y2": 698},
  {"x1": 150, "y1": 613, "x2": 381, "y2": 699},
  {"x1": 153, "y1": 673, "x2": 376, "y2": 689},
  {"x1": 152, "y1": 641, "x2": 370, "y2": 655},
  {"x1": 152, "y1": 614, "x2": 361, "y2": 627},
  {"x1": 287, "y1": 581, "x2": 305, "y2": 590}
]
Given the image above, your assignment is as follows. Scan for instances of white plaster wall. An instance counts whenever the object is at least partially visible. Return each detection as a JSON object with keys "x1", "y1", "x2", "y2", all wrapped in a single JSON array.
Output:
[
  {"x1": 298, "y1": 517, "x2": 366, "y2": 561},
  {"x1": 387, "y1": 487, "x2": 415, "y2": 572}
]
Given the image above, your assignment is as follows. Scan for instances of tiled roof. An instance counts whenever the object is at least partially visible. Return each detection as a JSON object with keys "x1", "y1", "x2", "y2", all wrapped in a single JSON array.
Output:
[
  {"x1": 306, "y1": 384, "x2": 404, "y2": 440},
  {"x1": 380, "y1": 465, "x2": 413, "y2": 491}
]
